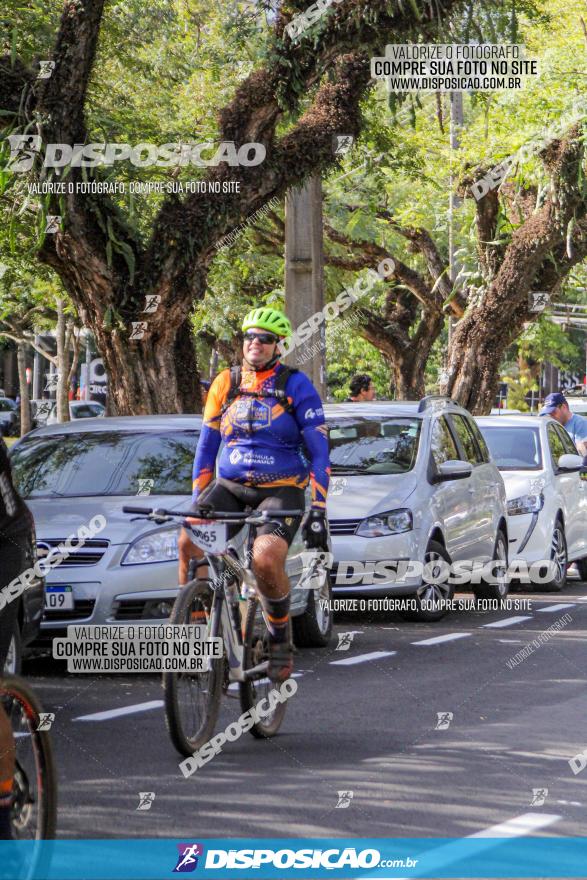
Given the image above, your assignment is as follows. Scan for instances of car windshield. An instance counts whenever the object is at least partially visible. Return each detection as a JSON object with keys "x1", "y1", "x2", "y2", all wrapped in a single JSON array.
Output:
[
  {"x1": 0, "y1": 399, "x2": 15, "y2": 411},
  {"x1": 10, "y1": 430, "x2": 199, "y2": 498},
  {"x1": 478, "y1": 426, "x2": 542, "y2": 470},
  {"x1": 328, "y1": 417, "x2": 420, "y2": 474}
]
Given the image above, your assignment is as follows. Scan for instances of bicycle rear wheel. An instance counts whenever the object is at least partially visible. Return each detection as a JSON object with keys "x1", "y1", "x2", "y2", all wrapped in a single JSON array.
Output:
[
  {"x1": 163, "y1": 580, "x2": 224, "y2": 757},
  {"x1": 239, "y1": 595, "x2": 290, "y2": 738},
  {"x1": 0, "y1": 675, "x2": 57, "y2": 840}
]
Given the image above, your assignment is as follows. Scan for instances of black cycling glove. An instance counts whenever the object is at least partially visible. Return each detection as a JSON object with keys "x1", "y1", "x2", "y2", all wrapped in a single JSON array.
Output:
[{"x1": 301, "y1": 508, "x2": 328, "y2": 549}]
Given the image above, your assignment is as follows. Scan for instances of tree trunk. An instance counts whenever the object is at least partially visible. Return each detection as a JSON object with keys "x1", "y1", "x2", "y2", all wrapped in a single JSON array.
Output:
[
  {"x1": 391, "y1": 354, "x2": 427, "y2": 400},
  {"x1": 445, "y1": 126, "x2": 587, "y2": 413},
  {"x1": 444, "y1": 320, "x2": 504, "y2": 414},
  {"x1": 92, "y1": 315, "x2": 201, "y2": 415},
  {"x1": 16, "y1": 344, "x2": 31, "y2": 436}
]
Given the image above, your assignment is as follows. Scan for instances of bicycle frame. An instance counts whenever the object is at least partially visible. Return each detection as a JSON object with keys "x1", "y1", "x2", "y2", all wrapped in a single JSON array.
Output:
[
  {"x1": 206, "y1": 552, "x2": 247, "y2": 682},
  {"x1": 122, "y1": 504, "x2": 304, "y2": 683}
]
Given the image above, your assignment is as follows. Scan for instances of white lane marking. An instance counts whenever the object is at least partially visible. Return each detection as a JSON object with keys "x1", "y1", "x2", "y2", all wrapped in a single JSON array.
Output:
[
  {"x1": 482, "y1": 616, "x2": 532, "y2": 628},
  {"x1": 74, "y1": 700, "x2": 163, "y2": 722},
  {"x1": 472, "y1": 812, "x2": 561, "y2": 837},
  {"x1": 412, "y1": 633, "x2": 471, "y2": 645},
  {"x1": 330, "y1": 651, "x2": 396, "y2": 666},
  {"x1": 227, "y1": 672, "x2": 303, "y2": 691},
  {"x1": 362, "y1": 812, "x2": 561, "y2": 880},
  {"x1": 536, "y1": 603, "x2": 576, "y2": 612},
  {"x1": 498, "y1": 639, "x2": 523, "y2": 643}
]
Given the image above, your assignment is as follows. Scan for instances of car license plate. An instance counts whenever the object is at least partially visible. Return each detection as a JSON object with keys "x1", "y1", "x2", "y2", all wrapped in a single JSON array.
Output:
[
  {"x1": 45, "y1": 585, "x2": 74, "y2": 611},
  {"x1": 189, "y1": 522, "x2": 227, "y2": 555}
]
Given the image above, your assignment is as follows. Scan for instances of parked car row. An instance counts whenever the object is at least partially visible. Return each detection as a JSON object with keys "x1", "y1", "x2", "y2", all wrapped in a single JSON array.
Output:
[
  {"x1": 5, "y1": 395, "x2": 587, "y2": 671},
  {"x1": 0, "y1": 398, "x2": 106, "y2": 437}
]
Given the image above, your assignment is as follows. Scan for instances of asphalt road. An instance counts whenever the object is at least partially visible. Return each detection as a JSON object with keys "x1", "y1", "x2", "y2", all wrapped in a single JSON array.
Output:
[{"x1": 23, "y1": 578, "x2": 587, "y2": 848}]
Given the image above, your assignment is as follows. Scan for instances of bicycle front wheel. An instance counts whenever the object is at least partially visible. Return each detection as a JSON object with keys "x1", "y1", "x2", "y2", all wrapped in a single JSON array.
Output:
[
  {"x1": 239, "y1": 595, "x2": 289, "y2": 739},
  {"x1": 0, "y1": 675, "x2": 57, "y2": 840},
  {"x1": 163, "y1": 580, "x2": 224, "y2": 757}
]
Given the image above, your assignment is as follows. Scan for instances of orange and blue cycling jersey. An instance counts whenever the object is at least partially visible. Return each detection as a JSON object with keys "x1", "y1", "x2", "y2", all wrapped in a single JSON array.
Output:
[{"x1": 191, "y1": 362, "x2": 330, "y2": 509}]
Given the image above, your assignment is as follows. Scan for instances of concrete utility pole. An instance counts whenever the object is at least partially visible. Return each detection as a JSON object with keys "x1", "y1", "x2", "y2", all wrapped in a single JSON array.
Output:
[
  {"x1": 284, "y1": 175, "x2": 326, "y2": 397},
  {"x1": 447, "y1": 91, "x2": 464, "y2": 347}
]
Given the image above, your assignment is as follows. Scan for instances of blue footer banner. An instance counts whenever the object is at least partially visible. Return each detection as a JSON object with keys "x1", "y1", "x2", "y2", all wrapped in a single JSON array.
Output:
[{"x1": 2, "y1": 837, "x2": 587, "y2": 879}]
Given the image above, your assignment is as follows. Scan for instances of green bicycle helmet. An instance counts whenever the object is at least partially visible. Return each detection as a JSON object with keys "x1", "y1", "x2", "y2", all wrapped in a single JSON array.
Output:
[{"x1": 242, "y1": 306, "x2": 292, "y2": 339}]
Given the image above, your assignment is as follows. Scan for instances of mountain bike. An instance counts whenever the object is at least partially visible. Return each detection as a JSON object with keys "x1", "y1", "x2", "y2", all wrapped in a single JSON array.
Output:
[
  {"x1": 0, "y1": 675, "x2": 57, "y2": 840},
  {"x1": 122, "y1": 505, "x2": 327, "y2": 758}
]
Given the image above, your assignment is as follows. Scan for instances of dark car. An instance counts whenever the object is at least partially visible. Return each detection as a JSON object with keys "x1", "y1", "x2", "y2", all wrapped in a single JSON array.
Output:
[
  {"x1": 0, "y1": 438, "x2": 44, "y2": 673},
  {"x1": 0, "y1": 397, "x2": 19, "y2": 437}
]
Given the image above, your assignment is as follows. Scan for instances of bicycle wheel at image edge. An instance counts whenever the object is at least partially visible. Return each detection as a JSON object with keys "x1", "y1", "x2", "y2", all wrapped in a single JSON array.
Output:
[
  {"x1": 0, "y1": 676, "x2": 57, "y2": 840},
  {"x1": 239, "y1": 595, "x2": 289, "y2": 738},
  {"x1": 163, "y1": 580, "x2": 224, "y2": 757}
]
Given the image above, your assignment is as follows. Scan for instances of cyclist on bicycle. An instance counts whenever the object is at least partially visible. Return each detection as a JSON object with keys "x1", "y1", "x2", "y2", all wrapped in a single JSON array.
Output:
[
  {"x1": 179, "y1": 307, "x2": 330, "y2": 682},
  {"x1": 0, "y1": 438, "x2": 32, "y2": 839}
]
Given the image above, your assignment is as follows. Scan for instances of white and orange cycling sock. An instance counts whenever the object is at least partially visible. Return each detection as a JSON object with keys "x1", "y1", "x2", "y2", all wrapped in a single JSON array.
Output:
[{"x1": 260, "y1": 592, "x2": 291, "y2": 644}]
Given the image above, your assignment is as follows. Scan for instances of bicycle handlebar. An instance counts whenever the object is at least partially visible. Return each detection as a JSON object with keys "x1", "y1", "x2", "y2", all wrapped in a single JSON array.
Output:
[{"x1": 121, "y1": 505, "x2": 305, "y2": 521}]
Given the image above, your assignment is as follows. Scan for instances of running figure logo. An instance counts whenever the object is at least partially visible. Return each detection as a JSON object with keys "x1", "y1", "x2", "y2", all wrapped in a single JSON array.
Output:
[
  {"x1": 336, "y1": 631, "x2": 360, "y2": 652},
  {"x1": 173, "y1": 844, "x2": 204, "y2": 872},
  {"x1": 136, "y1": 792, "x2": 155, "y2": 811},
  {"x1": 530, "y1": 788, "x2": 548, "y2": 807},
  {"x1": 37, "y1": 713, "x2": 55, "y2": 732},
  {"x1": 435, "y1": 712, "x2": 453, "y2": 730}
]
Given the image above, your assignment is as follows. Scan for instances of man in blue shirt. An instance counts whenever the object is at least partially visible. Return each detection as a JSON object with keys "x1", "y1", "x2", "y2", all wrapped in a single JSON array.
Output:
[{"x1": 540, "y1": 392, "x2": 587, "y2": 453}]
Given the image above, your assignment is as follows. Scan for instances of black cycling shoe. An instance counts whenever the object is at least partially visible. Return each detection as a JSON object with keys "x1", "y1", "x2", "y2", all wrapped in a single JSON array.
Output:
[{"x1": 267, "y1": 641, "x2": 294, "y2": 683}]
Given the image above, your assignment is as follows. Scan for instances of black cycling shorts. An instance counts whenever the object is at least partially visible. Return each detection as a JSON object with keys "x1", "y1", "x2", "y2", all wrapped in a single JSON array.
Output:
[
  {"x1": 0, "y1": 541, "x2": 26, "y2": 670},
  {"x1": 191, "y1": 478, "x2": 305, "y2": 546}
]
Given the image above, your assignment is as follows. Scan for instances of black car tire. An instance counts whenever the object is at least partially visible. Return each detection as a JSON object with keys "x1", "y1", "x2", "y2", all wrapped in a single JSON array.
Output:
[
  {"x1": 473, "y1": 529, "x2": 509, "y2": 602},
  {"x1": 292, "y1": 571, "x2": 333, "y2": 648},
  {"x1": 3, "y1": 621, "x2": 22, "y2": 676},
  {"x1": 541, "y1": 519, "x2": 568, "y2": 592},
  {"x1": 399, "y1": 540, "x2": 454, "y2": 622}
]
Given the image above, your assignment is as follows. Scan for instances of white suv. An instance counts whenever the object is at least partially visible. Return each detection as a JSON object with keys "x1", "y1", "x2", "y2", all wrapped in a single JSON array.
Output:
[
  {"x1": 477, "y1": 414, "x2": 587, "y2": 591},
  {"x1": 326, "y1": 397, "x2": 508, "y2": 620}
]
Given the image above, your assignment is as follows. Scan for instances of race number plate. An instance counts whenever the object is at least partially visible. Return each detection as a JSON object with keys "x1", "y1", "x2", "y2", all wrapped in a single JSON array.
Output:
[
  {"x1": 45, "y1": 585, "x2": 74, "y2": 611},
  {"x1": 189, "y1": 522, "x2": 227, "y2": 555}
]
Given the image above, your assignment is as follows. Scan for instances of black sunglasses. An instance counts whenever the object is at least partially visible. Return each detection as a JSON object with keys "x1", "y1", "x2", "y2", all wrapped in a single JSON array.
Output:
[{"x1": 243, "y1": 331, "x2": 278, "y2": 345}]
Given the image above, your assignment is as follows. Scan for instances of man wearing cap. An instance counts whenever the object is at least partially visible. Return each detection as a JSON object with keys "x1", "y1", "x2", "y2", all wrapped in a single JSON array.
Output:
[{"x1": 540, "y1": 392, "x2": 587, "y2": 454}]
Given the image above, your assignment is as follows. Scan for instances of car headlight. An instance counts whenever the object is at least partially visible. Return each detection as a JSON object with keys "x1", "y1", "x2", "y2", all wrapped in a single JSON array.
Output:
[
  {"x1": 121, "y1": 528, "x2": 179, "y2": 565},
  {"x1": 507, "y1": 493, "x2": 544, "y2": 516},
  {"x1": 356, "y1": 508, "x2": 413, "y2": 537}
]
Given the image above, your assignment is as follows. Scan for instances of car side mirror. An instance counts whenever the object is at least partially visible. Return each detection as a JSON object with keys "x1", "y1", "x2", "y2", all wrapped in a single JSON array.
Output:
[
  {"x1": 436, "y1": 460, "x2": 473, "y2": 481},
  {"x1": 557, "y1": 453, "x2": 584, "y2": 472}
]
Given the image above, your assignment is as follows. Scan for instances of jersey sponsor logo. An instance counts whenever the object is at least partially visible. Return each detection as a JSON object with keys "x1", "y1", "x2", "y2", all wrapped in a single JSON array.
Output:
[
  {"x1": 229, "y1": 448, "x2": 242, "y2": 465},
  {"x1": 304, "y1": 406, "x2": 324, "y2": 420},
  {"x1": 232, "y1": 398, "x2": 272, "y2": 427},
  {"x1": 242, "y1": 452, "x2": 275, "y2": 466}
]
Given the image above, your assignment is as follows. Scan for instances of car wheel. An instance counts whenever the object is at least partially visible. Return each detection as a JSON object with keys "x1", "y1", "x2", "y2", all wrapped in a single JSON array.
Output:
[
  {"x1": 541, "y1": 520, "x2": 568, "y2": 592},
  {"x1": 3, "y1": 622, "x2": 22, "y2": 675},
  {"x1": 399, "y1": 540, "x2": 454, "y2": 622},
  {"x1": 292, "y1": 570, "x2": 333, "y2": 648},
  {"x1": 473, "y1": 530, "x2": 509, "y2": 602}
]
